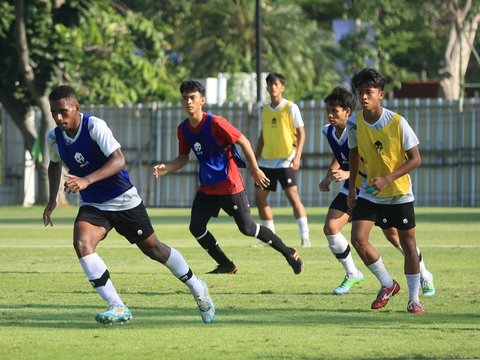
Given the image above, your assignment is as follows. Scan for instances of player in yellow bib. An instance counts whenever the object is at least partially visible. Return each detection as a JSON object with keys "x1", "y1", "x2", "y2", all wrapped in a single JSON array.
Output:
[
  {"x1": 347, "y1": 68, "x2": 427, "y2": 314},
  {"x1": 254, "y1": 73, "x2": 310, "y2": 248}
]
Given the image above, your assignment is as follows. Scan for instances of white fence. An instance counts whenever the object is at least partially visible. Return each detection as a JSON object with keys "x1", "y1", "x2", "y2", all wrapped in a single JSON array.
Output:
[{"x1": 1, "y1": 98, "x2": 479, "y2": 207}]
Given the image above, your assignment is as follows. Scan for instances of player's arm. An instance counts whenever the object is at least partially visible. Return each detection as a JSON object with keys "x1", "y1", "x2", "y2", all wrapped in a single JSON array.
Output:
[
  {"x1": 64, "y1": 148, "x2": 126, "y2": 193},
  {"x1": 348, "y1": 147, "x2": 360, "y2": 210},
  {"x1": 43, "y1": 160, "x2": 63, "y2": 226},
  {"x1": 292, "y1": 126, "x2": 305, "y2": 171},
  {"x1": 369, "y1": 145, "x2": 421, "y2": 192},
  {"x1": 236, "y1": 134, "x2": 270, "y2": 189},
  {"x1": 319, "y1": 157, "x2": 338, "y2": 192},
  {"x1": 153, "y1": 154, "x2": 189, "y2": 178},
  {"x1": 254, "y1": 131, "x2": 264, "y2": 159}
]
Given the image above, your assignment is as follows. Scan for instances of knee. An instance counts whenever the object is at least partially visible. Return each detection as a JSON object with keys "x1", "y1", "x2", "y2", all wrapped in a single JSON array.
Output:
[
  {"x1": 323, "y1": 223, "x2": 335, "y2": 236},
  {"x1": 238, "y1": 221, "x2": 257, "y2": 237},
  {"x1": 74, "y1": 237, "x2": 95, "y2": 257},
  {"x1": 350, "y1": 237, "x2": 363, "y2": 251},
  {"x1": 189, "y1": 222, "x2": 205, "y2": 238}
]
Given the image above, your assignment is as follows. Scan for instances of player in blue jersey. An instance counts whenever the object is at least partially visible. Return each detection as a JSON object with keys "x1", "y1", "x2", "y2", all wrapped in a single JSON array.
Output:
[
  {"x1": 320, "y1": 86, "x2": 435, "y2": 297},
  {"x1": 42, "y1": 85, "x2": 215, "y2": 325}
]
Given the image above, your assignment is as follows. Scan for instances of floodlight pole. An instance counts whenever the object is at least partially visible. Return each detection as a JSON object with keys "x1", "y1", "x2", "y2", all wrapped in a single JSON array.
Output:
[{"x1": 256, "y1": 0, "x2": 262, "y2": 102}]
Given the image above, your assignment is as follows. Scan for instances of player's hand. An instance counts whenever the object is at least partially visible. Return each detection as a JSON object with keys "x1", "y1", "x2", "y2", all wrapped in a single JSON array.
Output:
[
  {"x1": 153, "y1": 164, "x2": 168, "y2": 178},
  {"x1": 330, "y1": 169, "x2": 349, "y2": 182},
  {"x1": 64, "y1": 174, "x2": 89, "y2": 194},
  {"x1": 366, "y1": 177, "x2": 389, "y2": 195},
  {"x1": 319, "y1": 178, "x2": 331, "y2": 192},
  {"x1": 43, "y1": 200, "x2": 57, "y2": 227},
  {"x1": 251, "y1": 168, "x2": 270, "y2": 189},
  {"x1": 291, "y1": 157, "x2": 301, "y2": 171},
  {"x1": 347, "y1": 190, "x2": 357, "y2": 211}
]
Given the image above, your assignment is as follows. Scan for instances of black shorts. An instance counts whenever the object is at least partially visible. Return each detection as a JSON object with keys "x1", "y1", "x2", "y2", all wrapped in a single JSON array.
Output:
[
  {"x1": 75, "y1": 203, "x2": 154, "y2": 244},
  {"x1": 329, "y1": 193, "x2": 349, "y2": 213},
  {"x1": 192, "y1": 190, "x2": 251, "y2": 217},
  {"x1": 351, "y1": 197, "x2": 416, "y2": 230},
  {"x1": 258, "y1": 167, "x2": 297, "y2": 191}
]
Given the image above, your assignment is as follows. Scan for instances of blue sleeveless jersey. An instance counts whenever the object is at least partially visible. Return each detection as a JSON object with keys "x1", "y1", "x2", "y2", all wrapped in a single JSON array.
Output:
[
  {"x1": 54, "y1": 114, "x2": 133, "y2": 203},
  {"x1": 182, "y1": 113, "x2": 245, "y2": 186},
  {"x1": 325, "y1": 125, "x2": 350, "y2": 191}
]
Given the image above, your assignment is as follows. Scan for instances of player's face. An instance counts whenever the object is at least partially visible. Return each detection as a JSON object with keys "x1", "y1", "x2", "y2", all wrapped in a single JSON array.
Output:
[
  {"x1": 325, "y1": 104, "x2": 350, "y2": 128},
  {"x1": 266, "y1": 79, "x2": 285, "y2": 99},
  {"x1": 356, "y1": 85, "x2": 384, "y2": 112},
  {"x1": 50, "y1": 98, "x2": 81, "y2": 134},
  {"x1": 181, "y1": 91, "x2": 205, "y2": 116}
]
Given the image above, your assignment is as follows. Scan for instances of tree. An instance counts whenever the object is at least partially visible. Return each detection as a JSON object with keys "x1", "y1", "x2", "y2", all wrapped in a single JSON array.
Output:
[
  {"x1": 439, "y1": 0, "x2": 480, "y2": 99},
  {"x1": 0, "y1": 0, "x2": 182, "y2": 204},
  {"x1": 301, "y1": 0, "x2": 480, "y2": 99},
  {"x1": 168, "y1": 0, "x2": 340, "y2": 100}
]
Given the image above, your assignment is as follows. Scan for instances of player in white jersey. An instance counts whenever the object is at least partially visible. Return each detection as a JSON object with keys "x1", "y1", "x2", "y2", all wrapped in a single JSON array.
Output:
[{"x1": 43, "y1": 85, "x2": 215, "y2": 325}]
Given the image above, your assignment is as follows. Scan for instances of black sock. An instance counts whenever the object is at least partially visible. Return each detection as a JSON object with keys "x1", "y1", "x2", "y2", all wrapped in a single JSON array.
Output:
[
  {"x1": 257, "y1": 226, "x2": 292, "y2": 257},
  {"x1": 197, "y1": 231, "x2": 234, "y2": 266}
]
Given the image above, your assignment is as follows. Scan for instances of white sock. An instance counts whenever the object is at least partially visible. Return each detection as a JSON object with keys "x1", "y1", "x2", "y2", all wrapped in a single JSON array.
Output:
[
  {"x1": 297, "y1": 216, "x2": 309, "y2": 241},
  {"x1": 79, "y1": 253, "x2": 124, "y2": 306},
  {"x1": 165, "y1": 247, "x2": 203, "y2": 297},
  {"x1": 261, "y1": 219, "x2": 275, "y2": 233},
  {"x1": 406, "y1": 273, "x2": 421, "y2": 302},
  {"x1": 367, "y1": 257, "x2": 393, "y2": 288},
  {"x1": 417, "y1": 247, "x2": 431, "y2": 280},
  {"x1": 398, "y1": 245, "x2": 431, "y2": 281},
  {"x1": 326, "y1": 233, "x2": 360, "y2": 277}
]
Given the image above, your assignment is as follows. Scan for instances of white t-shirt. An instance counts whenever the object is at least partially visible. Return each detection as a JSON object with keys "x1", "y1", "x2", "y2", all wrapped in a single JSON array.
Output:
[
  {"x1": 258, "y1": 98, "x2": 304, "y2": 168},
  {"x1": 347, "y1": 107, "x2": 419, "y2": 204},
  {"x1": 46, "y1": 114, "x2": 141, "y2": 211}
]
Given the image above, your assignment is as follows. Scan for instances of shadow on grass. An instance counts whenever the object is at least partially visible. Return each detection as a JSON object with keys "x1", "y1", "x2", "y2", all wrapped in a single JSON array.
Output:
[{"x1": 0, "y1": 302, "x2": 478, "y2": 330}]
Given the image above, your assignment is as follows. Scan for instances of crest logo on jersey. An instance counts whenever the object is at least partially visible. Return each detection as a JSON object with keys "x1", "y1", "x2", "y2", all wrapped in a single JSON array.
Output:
[
  {"x1": 194, "y1": 142, "x2": 203, "y2": 155},
  {"x1": 74, "y1": 152, "x2": 89, "y2": 167},
  {"x1": 374, "y1": 140, "x2": 384, "y2": 155},
  {"x1": 271, "y1": 117, "x2": 277, "y2": 127}
]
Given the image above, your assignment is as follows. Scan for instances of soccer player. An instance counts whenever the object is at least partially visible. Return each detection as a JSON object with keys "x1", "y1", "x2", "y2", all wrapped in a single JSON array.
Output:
[
  {"x1": 347, "y1": 68, "x2": 426, "y2": 314},
  {"x1": 320, "y1": 86, "x2": 435, "y2": 296},
  {"x1": 254, "y1": 72, "x2": 310, "y2": 248},
  {"x1": 43, "y1": 85, "x2": 215, "y2": 325},
  {"x1": 153, "y1": 80, "x2": 304, "y2": 275}
]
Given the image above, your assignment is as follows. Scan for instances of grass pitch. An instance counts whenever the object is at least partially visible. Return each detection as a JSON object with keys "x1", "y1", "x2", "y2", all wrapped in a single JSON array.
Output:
[{"x1": 0, "y1": 206, "x2": 479, "y2": 359}]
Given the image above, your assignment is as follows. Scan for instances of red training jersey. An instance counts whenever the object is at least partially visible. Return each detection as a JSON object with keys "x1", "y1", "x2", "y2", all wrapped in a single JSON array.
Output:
[{"x1": 177, "y1": 112, "x2": 245, "y2": 195}]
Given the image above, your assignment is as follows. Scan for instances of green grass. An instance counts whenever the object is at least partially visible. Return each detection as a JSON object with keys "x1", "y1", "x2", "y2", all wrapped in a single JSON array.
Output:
[{"x1": 0, "y1": 206, "x2": 479, "y2": 359}]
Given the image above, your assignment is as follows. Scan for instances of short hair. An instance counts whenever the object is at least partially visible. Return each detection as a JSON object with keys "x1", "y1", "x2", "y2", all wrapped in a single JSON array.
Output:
[
  {"x1": 49, "y1": 85, "x2": 78, "y2": 102},
  {"x1": 179, "y1": 80, "x2": 206, "y2": 97},
  {"x1": 351, "y1": 68, "x2": 386, "y2": 91},
  {"x1": 266, "y1": 72, "x2": 286, "y2": 86},
  {"x1": 323, "y1": 86, "x2": 357, "y2": 112}
]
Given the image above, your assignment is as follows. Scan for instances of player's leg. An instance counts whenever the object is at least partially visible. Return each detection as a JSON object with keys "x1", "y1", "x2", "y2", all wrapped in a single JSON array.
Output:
[
  {"x1": 324, "y1": 195, "x2": 363, "y2": 294},
  {"x1": 282, "y1": 168, "x2": 310, "y2": 247},
  {"x1": 388, "y1": 202, "x2": 424, "y2": 314},
  {"x1": 189, "y1": 192, "x2": 236, "y2": 274},
  {"x1": 385, "y1": 227, "x2": 435, "y2": 297},
  {"x1": 136, "y1": 235, "x2": 215, "y2": 323},
  {"x1": 229, "y1": 192, "x2": 304, "y2": 275},
  {"x1": 255, "y1": 167, "x2": 277, "y2": 233},
  {"x1": 382, "y1": 227, "x2": 435, "y2": 296},
  {"x1": 74, "y1": 206, "x2": 130, "y2": 324},
  {"x1": 351, "y1": 199, "x2": 399, "y2": 309}
]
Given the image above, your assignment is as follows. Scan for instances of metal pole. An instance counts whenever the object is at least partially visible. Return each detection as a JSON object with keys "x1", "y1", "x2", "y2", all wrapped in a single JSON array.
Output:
[{"x1": 256, "y1": 0, "x2": 262, "y2": 102}]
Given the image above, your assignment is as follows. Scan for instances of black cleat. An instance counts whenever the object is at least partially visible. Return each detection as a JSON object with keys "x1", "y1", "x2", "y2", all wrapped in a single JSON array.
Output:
[
  {"x1": 287, "y1": 248, "x2": 304, "y2": 275},
  {"x1": 207, "y1": 263, "x2": 238, "y2": 274}
]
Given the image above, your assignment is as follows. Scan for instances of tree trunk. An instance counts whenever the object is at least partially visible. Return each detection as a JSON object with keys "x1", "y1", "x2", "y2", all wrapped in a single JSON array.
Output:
[
  {"x1": 439, "y1": 0, "x2": 480, "y2": 99},
  {"x1": 14, "y1": 0, "x2": 56, "y2": 204}
]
